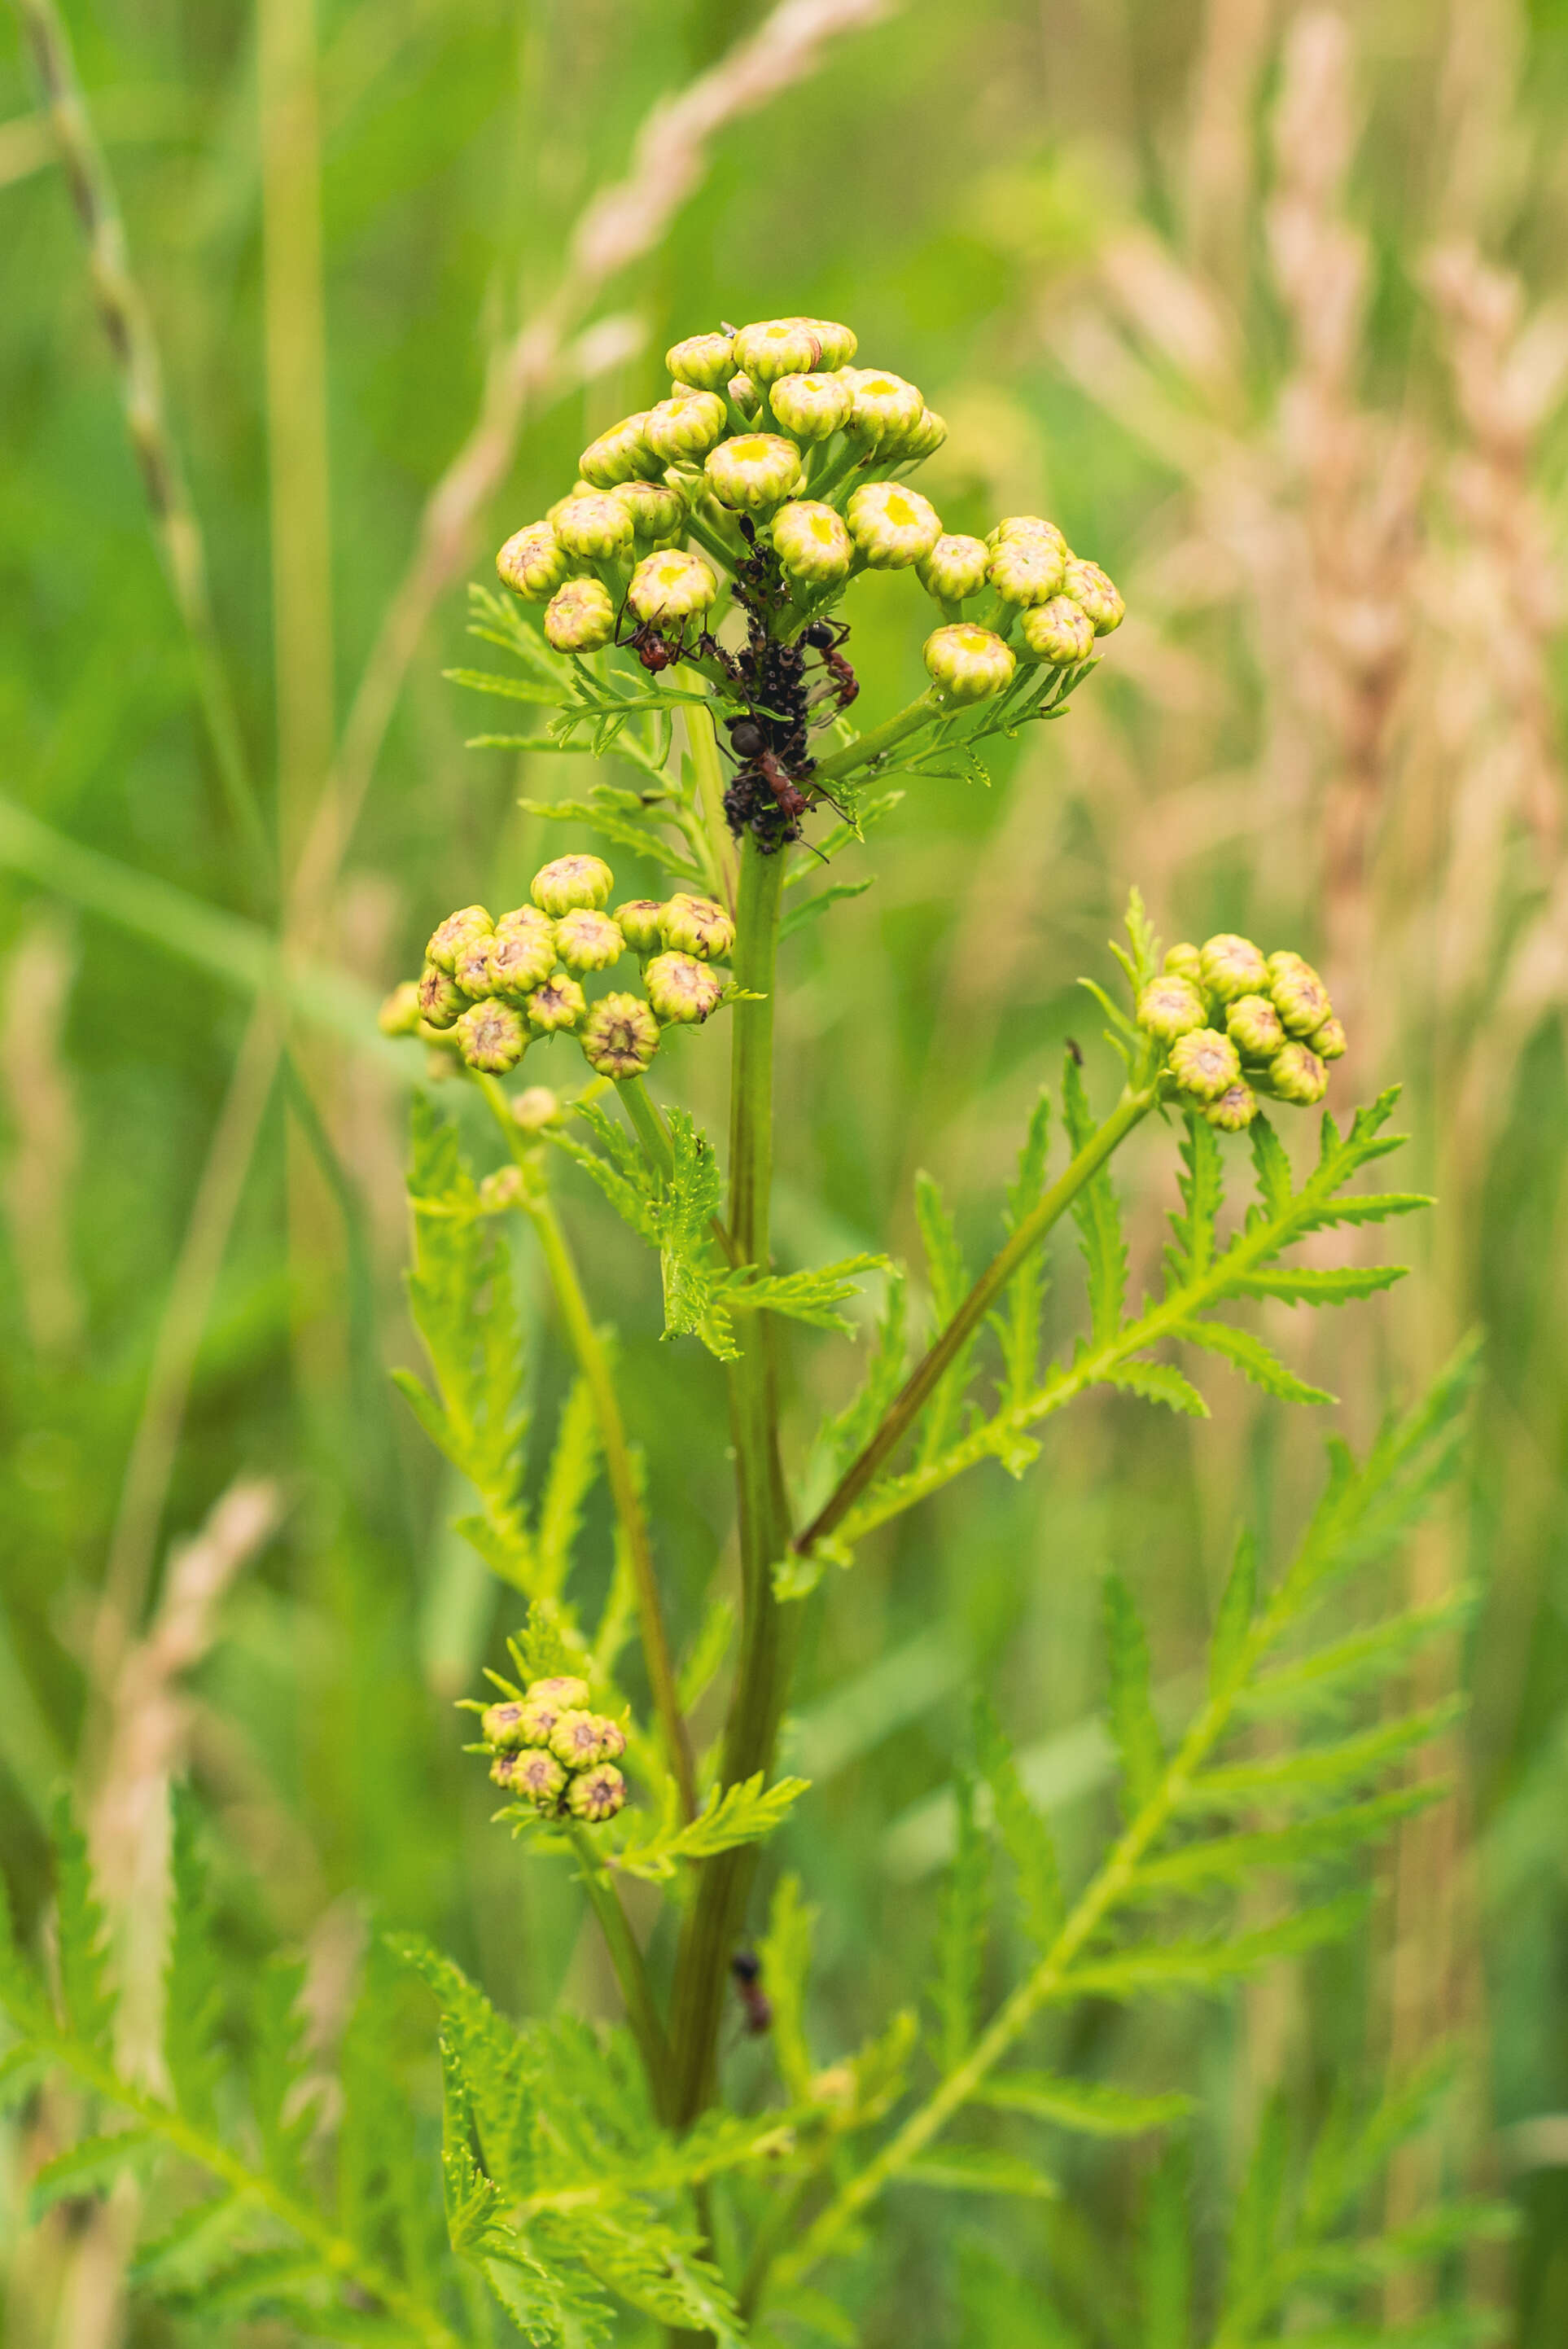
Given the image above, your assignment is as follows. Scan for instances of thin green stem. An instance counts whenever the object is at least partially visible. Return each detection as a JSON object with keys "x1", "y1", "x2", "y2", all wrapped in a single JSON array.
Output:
[
  {"x1": 568, "y1": 1825, "x2": 674, "y2": 2123},
  {"x1": 683, "y1": 693, "x2": 739, "y2": 911},
  {"x1": 793, "y1": 1081, "x2": 1160, "y2": 1562},
  {"x1": 478, "y1": 1076, "x2": 697, "y2": 1823},
  {"x1": 810, "y1": 688, "x2": 941, "y2": 786},
  {"x1": 619, "y1": 1072, "x2": 676, "y2": 1176},
  {"x1": 668, "y1": 836, "x2": 793, "y2": 2127}
]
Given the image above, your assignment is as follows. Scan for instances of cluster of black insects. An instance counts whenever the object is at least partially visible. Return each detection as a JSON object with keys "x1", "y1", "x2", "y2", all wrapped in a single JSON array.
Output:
[{"x1": 615, "y1": 518, "x2": 858, "y2": 854}]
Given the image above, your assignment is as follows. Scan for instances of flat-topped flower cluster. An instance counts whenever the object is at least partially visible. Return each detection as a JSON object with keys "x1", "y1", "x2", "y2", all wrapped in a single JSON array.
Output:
[
  {"x1": 475, "y1": 1674, "x2": 628, "y2": 1822},
  {"x1": 1139, "y1": 933, "x2": 1347, "y2": 1129}
]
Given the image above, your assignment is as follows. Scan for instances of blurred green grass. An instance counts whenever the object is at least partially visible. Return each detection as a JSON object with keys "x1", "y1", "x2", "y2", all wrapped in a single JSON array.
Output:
[{"x1": 2, "y1": 0, "x2": 1568, "y2": 2339}]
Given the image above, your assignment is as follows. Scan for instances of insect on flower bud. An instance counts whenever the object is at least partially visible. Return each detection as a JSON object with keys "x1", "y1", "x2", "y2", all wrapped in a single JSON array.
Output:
[
  {"x1": 1266, "y1": 951, "x2": 1333, "y2": 1038},
  {"x1": 1268, "y1": 1042, "x2": 1329, "y2": 1106},
  {"x1": 667, "y1": 331, "x2": 734, "y2": 390},
  {"x1": 493, "y1": 1748, "x2": 568, "y2": 1808},
  {"x1": 549, "y1": 1709, "x2": 623, "y2": 1768},
  {"x1": 455, "y1": 999, "x2": 528, "y2": 1074},
  {"x1": 1205, "y1": 1080, "x2": 1259, "y2": 1132},
  {"x1": 628, "y1": 548, "x2": 717, "y2": 621},
  {"x1": 512, "y1": 1085, "x2": 560, "y2": 1132},
  {"x1": 553, "y1": 493, "x2": 636, "y2": 562},
  {"x1": 661, "y1": 893, "x2": 736, "y2": 961},
  {"x1": 843, "y1": 369, "x2": 926, "y2": 448},
  {"x1": 1137, "y1": 976, "x2": 1207, "y2": 1041},
  {"x1": 1170, "y1": 1027, "x2": 1242, "y2": 1102},
  {"x1": 734, "y1": 318, "x2": 825, "y2": 383},
  {"x1": 577, "y1": 413, "x2": 662, "y2": 488},
  {"x1": 532, "y1": 856, "x2": 614, "y2": 916},
  {"x1": 545, "y1": 577, "x2": 615, "y2": 652},
  {"x1": 767, "y1": 371, "x2": 855, "y2": 441},
  {"x1": 917, "y1": 533, "x2": 991, "y2": 603},
  {"x1": 1062, "y1": 557, "x2": 1125, "y2": 634},
  {"x1": 417, "y1": 962, "x2": 465, "y2": 1031},
  {"x1": 988, "y1": 515, "x2": 1068, "y2": 559},
  {"x1": 1020, "y1": 598, "x2": 1096, "y2": 668},
  {"x1": 705, "y1": 434, "x2": 805, "y2": 514},
  {"x1": 1163, "y1": 943, "x2": 1203, "y2": 984},
  {"x1": 772, "y1": 500, "x2": 853, "y2": 585},
  {"x1": 923, "y1": 622, "x2": 1016, "y2": 703},
  {"x1": 846, "y1": 482, "x2": 942, "y2": 570},
  {"x1": 615, "y1": 479, "x2": 689, "y2": 541},
  {"x1": 1200, "y1": 933, "x2": 1269, "y2": 1004},
  {"x1": 488, "y1": 908, "x2": 558, "y2": 1000},
  {"x1": 645, "y1": 389, "x2": 729, "y2": 462},
  {"x1": 481, "y1": 1700, "x2": 529, "y2": 1750},
  {"x1": 988, "y1": 535, "x2": 1067, "y2": 607},
  {"x1": 378, "y1": 980, "x2": 422, "y2": 1037},
  {"x1": 728, "y1": 372, "x2": 763, "y2": 420},
  {"x1": 525, "y1": 971, "x2": 588, "y2": 1035},
  {"x1": 566, "y1": 1763, "x2": 626, "y2": 1823},
  {"x1": 1311, "y1": 1015, "x2": 1347, "y2": 1061},
  {"x1": 427, "y1": 905, "x2": 493, "y2": 975},
  {"x1": 497, "y1": 522, "x2": 572, "y2": 602},
  {"x1": 1226, "y1": 993, "x2": 1286, "y2": 1061},
  {"x1": 614, "y1": 900, "x2": 668, "y2": 955},
  {"x1": 644, "y1": 949, "x2": 725, "y2": 1024},
  {"x1": 553, "y1": 909, "x2": 624, "y2": 972},
  {"x1": 580, "y1": 993, "x2": 660, "y2": 1079}
]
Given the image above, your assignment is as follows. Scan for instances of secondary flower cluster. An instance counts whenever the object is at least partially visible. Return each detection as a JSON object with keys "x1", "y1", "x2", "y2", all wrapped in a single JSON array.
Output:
[
  {"x1": 380, "y1": 854, "x2": 735, "y2": 1082},
  {"x1": 1137, "y1": 935, "x2": 1347, "y2": 1130},
  {"x1": 493, "y1": 313, "x2": 1125, "y2": 718},
  {"x1": 480, "y1": 1675, "x2": 628, "y2": 1821}
]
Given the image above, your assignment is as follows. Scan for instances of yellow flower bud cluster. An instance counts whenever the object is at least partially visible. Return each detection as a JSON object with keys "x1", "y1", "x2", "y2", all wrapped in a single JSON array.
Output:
[
  {"x1": 480, "y1": 1676, "x2": 628, "y2": 1822},
  {"x1": 1137, "y1": 934, "x2": 1346, "y2": 1131}
]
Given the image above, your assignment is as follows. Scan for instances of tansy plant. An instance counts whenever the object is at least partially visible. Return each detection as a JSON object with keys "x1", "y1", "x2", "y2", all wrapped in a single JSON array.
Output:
[{"x1": 0, "y1": 318, "x2": 1509, "y2": 2346}]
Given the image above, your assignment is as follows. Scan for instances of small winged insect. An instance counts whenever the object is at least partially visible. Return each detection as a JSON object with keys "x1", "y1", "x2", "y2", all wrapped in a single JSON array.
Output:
[{"x1": 730, "y1": 1948, "x2": 773, "y2": 2036}]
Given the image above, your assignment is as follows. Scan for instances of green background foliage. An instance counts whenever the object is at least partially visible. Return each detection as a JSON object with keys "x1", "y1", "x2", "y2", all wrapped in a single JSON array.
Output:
[{"x1": 1, "y1": 0, "x2": 1566, "y2": 2339}]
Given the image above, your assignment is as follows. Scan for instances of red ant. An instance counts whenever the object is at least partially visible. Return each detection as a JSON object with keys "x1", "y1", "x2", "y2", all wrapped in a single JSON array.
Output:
[
  {"x1": 614, "y1": 595, "x2": 692, "y2": 676},
  {"x1": 730, "y1": 1949, "x2": 773, "y2": 2036},
  {"x1": 802, "y1": 616, "x2": 860, "y2": 710},
  {"x1": 726, "y1": 717, "x2": 811, "y2": 822}
]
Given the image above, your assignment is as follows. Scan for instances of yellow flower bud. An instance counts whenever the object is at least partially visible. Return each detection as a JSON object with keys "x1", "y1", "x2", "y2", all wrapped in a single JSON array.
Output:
[
  {"x1": 577, "y1": 413, "x2": 661, "y2": 489},
  {"x1": 705, "y1": 433, "x2": 805, "y2": 513},
  {"x1": 922, "y1": 622, "x2": 1016, "y2": 703},
  {"x1": 846, "y1": 482, "x2": 942, "y2": 569},
  {"x1": 772, "y1": 500, "x2": 854, "y2": 585}
]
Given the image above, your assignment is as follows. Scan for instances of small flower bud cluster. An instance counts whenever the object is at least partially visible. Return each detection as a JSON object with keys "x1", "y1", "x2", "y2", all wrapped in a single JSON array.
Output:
[
  {"x1": 1136, "y1": 934, "x2": 1347, "y2": 1129},
  {"x1": 480, "y1": 1675, "x2": 628, "y2": 1823}
]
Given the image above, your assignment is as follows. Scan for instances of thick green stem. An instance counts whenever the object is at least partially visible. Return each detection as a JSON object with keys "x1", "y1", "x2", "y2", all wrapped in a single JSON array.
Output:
[
  {"x1": 477, "y1": 1076, "x2": 697, "y2": 1822},
  {"x1": 811, "y1": 687, "x2": 940, "y2": 786},
  {"x1": 793, "y1": 1081, "x2": 1160, "y2": 1562},
  {"x1": 569, "y1": 1826, "x2": 674, "y2": 2123},
  {"x1": 667, "y1": 836, "x2": 793, "y2": 2126}
]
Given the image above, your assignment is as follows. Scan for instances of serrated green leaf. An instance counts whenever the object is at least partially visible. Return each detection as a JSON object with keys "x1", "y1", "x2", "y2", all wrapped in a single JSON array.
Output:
[
  {"x1": 610, "y1": 1774, "x2": 811, "y2": 1882},
  {"x1": 1138, "y1": 1785, "x2": 1445, "y2": 1892},
  {"x1": 1063, "y1": 1054, "x2": 1128, "y2": 1341},
  {"x1": 1228, "y1": 1265, "x2": 1408, "y2": 1305},
  {"x1": 973, "y1": 2071, "x2": 1193, "y2": 2135},
  {"x1": 1102, "y1": 1361, "x2": 1210, "y2": 1417},
  {"x1": 759, "y1": 1875, "x2": 816, "y2": 2104},
  {"x1": 1145, "y1": 2141, "x2": 1193, "y2": 2349},
  {"x1": 974, "y1": 1700, "x2": 1064, "y2": 1954},
  {"x1": 1241, "y1": 1593, "x2": 1475, "y2": 1718},
  {"x1": 1248, "y1": 1114, "x2": 1294, "y2": 1217},
  {"x1": 1176, "y1": 1317, "x2": 1335, "y2": 1405},
  {"x1": 164, "y1": 1787, "x2": 225, "y2": 2125},
  {"x1": 1180, "y1": 1701, "x2": 1463, "y2": 1810},
  {"x1": 720, "y1": 1251, "x2": 888, "y2": 1334},
  {"x1": 51, "y1": 1792, "x2": 114, "y2": 2051},
  {"x1": 1224, "y1": 2093, "x2": 1292, "y2": 2325},
  {"x1": 1103, "y1": 1575, "x2": 1164, "y2": 1821},
  {"x1": 1209, "y1": 1527, "x2": 1259, "y2": 1694},
  {"x1": 28, "y1": 2127, "x2": 160, "y2": 2219},
  {"x1": 535, "y1": 1377, "x2": 600, "y2": 1601},
  {"x1": 913, "y1": 1172, "x2": 977, "y2": 1464},
  {"x1": 1061, "y1": 1893, "x2": 1367, "y2": 1999},
  {"x1": 250, "y1": 1957, "x2": 314, "y2": 2189},
  {"x1": 935, "y1": 1770, "x2": 990, "y2": 2067},
  {"x1": 1166, "y1": 1111, "x2": 1224, "y2": 1289},
  {"x1": 778, "y1": 877, "x2": 875, "y2": 940},
  {"x1": 443, "y1": 667, "x2": 570, "y2": 705},
  {"x1": 900, "y1": 2145, "x2": 1058, "y2": 2197}
]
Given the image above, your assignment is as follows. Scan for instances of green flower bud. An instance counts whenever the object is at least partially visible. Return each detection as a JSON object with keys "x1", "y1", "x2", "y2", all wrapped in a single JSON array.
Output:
[
  {"x1": 1062, "y1": 557, "x2": 1124, "y2": 634},
  {"x1": 1137, "y1": 975, "x2": 1207, "y2": 1041},
  {"x1": 644, "y1": 949, "x2": 725, "y2": 1023},
  {"x1": 453, "y1": 933, "x2": 499, "y2": 1000},
  {"x1": 988, "y1": 535, "x2": 1066, "y2": 607},
  {"x1": 628, "y1": 547, "x2": 717, "y2": 622},
  {"x1": 767, "y1": 370, "x2": 854, "y2": 441},
  {"x1": 456, "y1": 999, "x2": 528, "y2": 1074},
  {"x1": 661, "y1": 893, "x2": 736, "y2": 961},
  {"x1": 645, "y1": 389, "x2": 729, "y2": 462},
  {"x1": 728, "y1": 372, "x2": 763, "y2": 420},
  {"x1": 1226, "y1": 993, "x2": 1286, "y2": 1060},
  {"x1": 578, "y1": 413, "x2": 661, "y2": 488},
  {"x1": 566, "y1": 1762, "x2": 627, "y2": 1822},
  {"x1": 481, "y1": 1700, "x2": 529, "y2": 1750},
  {"x1": 615, "y1": 478, "x2": 690, "y2": 541},
  {"x1": 1019, "y1": 596, "x2": 1096, "y2": 666},
  {"x1": 497, "y1": 522, "x2": 572, "y2": 602},
  {"x1": 615, "y1": 899, "x2": 668, "y2": 955},
  {"x1": 917, "y1": 533, "x2": 990, "y2": 603},
  {"x1": 525, "y1": 971, "x2": 588, "y2": 1035},
  {"x1": 792, "y1": 316, "x2": 857, "y2": 367},
  {"x1": 546, "y1": 480, "x2": 597, "y2": 525},
  {"x1": 554, "y1": 908, "x2": 624, "y2": 973},
  {"x1": 544, "y1": 577, "x2": 615, "y2": 652},
  {"x1": 548, "y1": 1708, "x2": 624, "y2": 1768},
  {"x1": 987, "y1": 515, "x2": 1068, "y2": 559},
  {"x1": 900, "y1": 407, "x2": 948, "y2": 459},
  {"x1": 532, "y1": 855, "x2": 615, "y2": 915},
  {"x1": 1200, "y1": 933, "x2": 1269, "y2": 1003},
  {"x1": 417, "y1": 962, "x2": 465, "y2": 1030},
  {"x1": 488, "y1": 908, "x2": 558, "y2": 1000},
  {"x1": 580, "y1": 992, "x2": 660, "y2": 1079},
  {"x1": 1268, "y1": 1042, "x2": 1329, "y2": 1106},
  {"x1": 923, "y1": 622, "x2": 1016, "y2": 703},
  {"x1": 493, "y1": 1747, "x2": 567, "y2": 1808},
  {"x1": 554, "y1": 493, "x2": 636, "y2": 562},
  {"x1": 734, "y1": 318, "x2": 826, "y2": 383},
  {"x1": 843, "y1": 368, "x2": 926, "y2": 447},
  {"x1": 523, "y1": 1674, "x2": 589, "y2": 1724},
  {"x1": 1266, "y1": 951, "x2": 1333, "y2": 1038},
  {"x1": 378, "y1": 980, "x2": 422, "y2": 1037},
  {"x1": 1311, "y1": 1015, "x2": 1347, "y2": 1062},
  {"x1": 479, "y1": 1165, "x2": 528, "y2": 1212},
  {"x1": 705, "y1": 433, "x2": 805, "y2": 514},
  {"x1": 1163, "y1": 943, "x2": 1203, "y2": 984},
  {"x1": 512, "y1": 1085, "x2": 560, "y2": 1132},
  {"x1": 427, "y1": 905, "x2": 493, "y2": 975},
  {"x1": 1170, "y1": 1027, "x2": 1242, "y2": 1102},
  {"x1": 666, "y1": 331, "x2": 734, "y2": 390},
  {"x1": 846, "y1": 482, "x2": 942, "y2": 569},
  {"x1": 772, "y1": 500, "x2": 854, "y2": 585},
  {"x1": 1204, "y1": 1080, "x2": 1259, "y2": 1133}
]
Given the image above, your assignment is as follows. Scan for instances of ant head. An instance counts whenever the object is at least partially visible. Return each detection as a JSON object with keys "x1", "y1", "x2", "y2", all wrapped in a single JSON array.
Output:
[
  {"x1": 730, "y1": 1949, "x2": 762, "y2": 1983},
  {"x1": 727, "y1": 717, "x2": 766, "y2": 759}
]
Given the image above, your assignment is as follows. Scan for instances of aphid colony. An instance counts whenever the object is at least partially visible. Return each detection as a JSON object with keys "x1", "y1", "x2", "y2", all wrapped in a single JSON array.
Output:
[{"x1": 1139, "y1": 934, "x2": 1348, "y2": 1128}]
